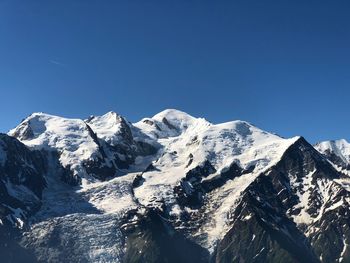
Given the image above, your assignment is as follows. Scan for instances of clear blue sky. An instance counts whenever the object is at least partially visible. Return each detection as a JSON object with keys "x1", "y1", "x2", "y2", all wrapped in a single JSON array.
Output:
[{"x1": 1, "y1": 0, "x2": 350, "y2": 143}]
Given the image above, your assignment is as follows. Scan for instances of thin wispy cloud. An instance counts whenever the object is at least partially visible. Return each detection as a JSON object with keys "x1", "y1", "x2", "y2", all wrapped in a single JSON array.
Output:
[{"x1": 49, "y1": 59, "x2": 66, "y2": 67}]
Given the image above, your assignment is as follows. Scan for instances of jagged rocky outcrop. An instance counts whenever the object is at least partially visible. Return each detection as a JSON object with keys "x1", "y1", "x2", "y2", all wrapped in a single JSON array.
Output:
[
  {"x1": 0, "y1": 134, "x2": 47, "y2": 262},
  {"x1": 0, "y1": 133, "x2": 47, "y2": 226}
]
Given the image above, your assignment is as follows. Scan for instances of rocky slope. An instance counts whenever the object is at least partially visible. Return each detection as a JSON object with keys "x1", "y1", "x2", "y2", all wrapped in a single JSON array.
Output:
[
  {"x1": 315, "y1": 139, "x2": 350, "y2": 171},
  {"x1": 1, "y1": 109, "x2": 350, "y2": 263},
  {"x1": 0, "y1": 133, "x2": 46, "y2": 262}
]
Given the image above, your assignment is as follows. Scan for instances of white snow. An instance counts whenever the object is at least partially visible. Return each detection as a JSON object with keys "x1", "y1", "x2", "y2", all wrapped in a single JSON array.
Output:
[
  {"x1": 290, "y1": 170, "x2": 315, "y2": 225},
  {"x1": 85, "y1": 111, "x2": 127, "y2": 146},
  {"x1": 253, "y1": 247, "x2": 265, "y2": 259},
  {"x1": 243, "y1": 214, "x2": 252, "y2": 221},
  {"x1": 5, "y1": 205, "x2": 25, "y2": 228},
  {"x1": 289, "y1": 169, "x2": 343, "y2": 228},
  {"x1": 339, "y1": 235, "x2": 348, "y2": 262},
  {"x1": 252, "y1": 234, "x2": 256, "y2": 241},
  {"x1": 316, "y1": 139, "x2": 350, "y2": 164},
  {"x1": 133, "y1": 110, "x2": 300, "y2": 251},
  {"x1": 19, "y1": 153, "x2": 137, "y2": 262},
  {"x1": 8, "y1": 109, "x2": 306, "y2": 257},
  {"x1": 134, "y1": 109, "x2": 204, "y2": 139},
  {"x1": 9, "y1": 113, "x2": 102, "y2": 180},
  {"x1": 79, "y1": 173, "x2": 138, "y2": 214},
  {"x1": 325, "y1": 199, "x2": 344, "y2": 213}
]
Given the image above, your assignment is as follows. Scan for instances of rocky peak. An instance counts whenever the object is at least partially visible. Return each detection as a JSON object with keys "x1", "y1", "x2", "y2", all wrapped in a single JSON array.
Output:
[
  {"x1": 86, "y1": 111, "x2": 134, "y2": 145},
  {"x1": 9, "y1": 112, "x2": 49, "y2": 141}
]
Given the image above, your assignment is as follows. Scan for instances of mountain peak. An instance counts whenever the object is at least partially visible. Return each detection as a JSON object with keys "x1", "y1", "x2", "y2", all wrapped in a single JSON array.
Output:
[
  {"x1": 152, "y1": 108, "x2": 196, "y2": 121},
  {"x1": 102, "y1": 111, "x2": 122, "y2": 119},
  {"x1": 133, "y1": 109, "x2": 210, "y2": 139},
  {"x1": 152, "y1": 109, "x2": 201, "y2": 130},
  {"x1": 4, "y1": 109, "x2": 350, "y2": 262},
  {"x1": 86, "y1": 111, "x2": 125, "y2": 125},
  {"x1": 85, "y1": 111, "x2": 132, "y2": 145}
]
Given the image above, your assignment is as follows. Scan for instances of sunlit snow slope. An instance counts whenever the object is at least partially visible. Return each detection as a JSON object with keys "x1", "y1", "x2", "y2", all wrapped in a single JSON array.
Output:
[{"x1": 2, "y1": 109, "x2": 350, "y2": 263}]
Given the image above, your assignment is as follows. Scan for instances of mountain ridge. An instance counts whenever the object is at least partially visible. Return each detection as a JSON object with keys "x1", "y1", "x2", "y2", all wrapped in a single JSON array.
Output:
[{"x1": 1, "y1": 109, "x2": 350, "y2": 263}]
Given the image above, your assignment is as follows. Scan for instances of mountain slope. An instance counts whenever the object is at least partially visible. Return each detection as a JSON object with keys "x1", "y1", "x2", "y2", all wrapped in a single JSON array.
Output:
[
  {"x1": 315, "y1": 139, "x2": 350, "y2": 171},
  {"x1": 0, "y1": 133, "x2": 47, "y2": 262},
  {"x1": 9, "y1": 112, "x2": 158, "y2": 185},
  {"x1": 2, "y1": 109, "x2": 350, "y2": 263},
  {"x1": 215, "y1": 137, "x2": 344, "y2": 262},
  {"x1": 133, "y1": 109, "x2": 301, "y2": 251}
]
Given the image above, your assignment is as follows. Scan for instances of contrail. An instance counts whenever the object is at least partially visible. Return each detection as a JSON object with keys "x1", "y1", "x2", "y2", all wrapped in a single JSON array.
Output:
[{"x1": 49, "y1": 60, "x2": 65, "y2": 67}]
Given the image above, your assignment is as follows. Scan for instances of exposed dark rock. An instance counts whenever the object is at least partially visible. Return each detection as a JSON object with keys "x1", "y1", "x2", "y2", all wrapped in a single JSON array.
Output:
[
  {"x1": 202, "y1": 162, "x2": 243, "y2": 192},
  {"x1": 162, "y1": 117, "x2": 177, "y2": 130},
  {"x1": 186, "y1": 153, "x2": 194, "y2": 168},
  {"x1": 0, "y1": 134, "x2": 46, "y2": 199},
  {"x1": 214, "y1": 137, "x2": 345, "y2": 263},
  {"x1": 122, "y1": 208, "x2": 209, "y2": 263},
  {"x1": 143, "y1": 119, "x2": 161, "y2": 131},
  {"x1": 185, "y1": 160, "x2": 216, "y2": 181},
  {"x1": 175, "y1": 161, "x2": 216, "y2": 208},
  {"x1": 132, "y1": 174, "x2": 145, "y2": 188},
  {"x1": 215, "y1": 174, "x2": 319, "y2": 263},
  {"x1": 0, "y1": 134, "x2": 47, "y2": 262},
  {"x1": 320, "y1": 150, "x2": 350, "y2": 170},
  {"x1": 135, "y1": 141, "x2": 159, "y2": 156},
  {"x1": 10, "y1": 122, "x2": 35, "y2": 141}
]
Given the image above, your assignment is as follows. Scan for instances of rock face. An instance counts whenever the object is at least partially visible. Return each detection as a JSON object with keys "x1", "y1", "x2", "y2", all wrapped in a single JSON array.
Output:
[
  {"x1": 214, "y1": 137, "x2": 333, "y2": 262},
  {"x1": 0, "y1": 134, "x2": 47, "y2": 262},
  {"x1": 2, "y1": 109, "x2": 350, "y2": 263},
  {"x1": 121, "y1": 208, "x2": 209, "y2": 263},
  {"x1": 0, "y1": 134, "x2": 46, "y2": 226}
]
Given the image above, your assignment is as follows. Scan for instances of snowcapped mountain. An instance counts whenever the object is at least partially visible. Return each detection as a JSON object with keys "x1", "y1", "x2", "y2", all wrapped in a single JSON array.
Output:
[
  {"x1": 9, "y1": 112, "x2": 158, "y2": 185},
  {"x1": 2, "y1": 109, "x2": 350, "y2": 263}
]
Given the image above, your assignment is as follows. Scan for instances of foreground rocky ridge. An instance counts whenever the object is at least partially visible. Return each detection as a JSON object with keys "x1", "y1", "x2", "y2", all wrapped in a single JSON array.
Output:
[{"x1": 1, "y1": 109, "x2": 350, "y2": 262}]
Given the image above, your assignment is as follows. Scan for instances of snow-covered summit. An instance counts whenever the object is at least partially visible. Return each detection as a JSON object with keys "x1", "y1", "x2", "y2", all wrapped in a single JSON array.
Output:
[
  {"x1": 9, "y1": 112, "x2": 103, "y2": 181},
  {"x1": 86, "y1": 111, "x2": 133, "y2": 146},
  {"x1": 132, "y1": 111, "x2": 301, "y2": 250},
  {"x1": 8, "y1": 112, "x2": 100, "y2": 160},
  {"x1": 8, "y1": 111, "x2": 160, "y2": 184},
  {"x1": 134, "y1": 109, "x2": 209, "y2": 139},
  {"x1": 152, "y1": 109, "x2": 198, "y2": 129},
  {"x1": 133, "y1": 111, "x2": 300, "y2": 202},
  {"x1": 6, "y1": 109, "x2": 350, "y2": 262},
  {"x1": 9, "y1": 110, "x2": 300, "y2": 185}
]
